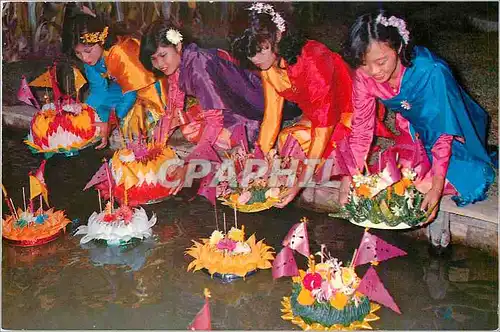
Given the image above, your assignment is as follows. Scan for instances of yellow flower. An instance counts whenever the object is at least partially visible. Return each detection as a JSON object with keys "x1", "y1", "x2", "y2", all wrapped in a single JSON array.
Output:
[
  {"x1": 209, "y1": 230, "x2": 224, "y2": 246},
  {"x1": 341, "y1": 267, "x2": 356, "y2": 286},
  {"x1": 228, "y1": 226, "x2": 245, "y2": 242}
]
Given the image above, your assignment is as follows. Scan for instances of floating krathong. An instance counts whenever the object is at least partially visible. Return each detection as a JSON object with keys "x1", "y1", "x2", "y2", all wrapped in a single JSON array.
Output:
[
  {"x1": 20, "y1": 65, "x2": 100, "y2": 158},
  {"x1": 276, "y1": 220, "x2": 406, "y2": 330},
  {"x1": 86, "y1": 138, "x2": 183, "y2": 206},
  {"x1": 186, "y1": 210, "x2": 274, "y2": 281},
  {"x1": 2, "y1": 162, "x2": 71, "y2": 247},
  {"x1": 76, "y1": 159, "x2": 157, "y2": 246},
  {"x1": 215, "y1": 145, "x2": 290, "y2": 213},
  {"x1": 74, "y1": 202, "x2": 157, "y2": 246}
]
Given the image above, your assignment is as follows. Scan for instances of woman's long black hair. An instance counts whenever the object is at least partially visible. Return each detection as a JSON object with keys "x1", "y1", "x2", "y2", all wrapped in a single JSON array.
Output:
[
  {"x1": 342, "y1": 10, "x2": 415, "y2": 69},
  {"x1": 230, "y1": 4, "x2": 307, "y2": 69},
  {"x1": 139, "y1": 20, "x2": 195, "y2": 77}
]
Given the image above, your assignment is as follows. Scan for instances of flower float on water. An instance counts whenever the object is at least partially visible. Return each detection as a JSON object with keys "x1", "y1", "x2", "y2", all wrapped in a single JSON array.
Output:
[
  {"x1": 216, "y1": 147, "x2": 291, "y2": 213},
  {"x1": 186, "y1": 224, "x2": 274, "y2": 279},
  {"x1": 74, "y1": 202, "x2": 157, "y2": 246},
  {"x1": 20, "y1": 66, "x2": 99, "y2": 158},
  {"x1": 281, "y1": 253, "x2": 381, "y2": 330},
  {"x1": 2, "y1": 208, "x2": 71, "y2": 246}
]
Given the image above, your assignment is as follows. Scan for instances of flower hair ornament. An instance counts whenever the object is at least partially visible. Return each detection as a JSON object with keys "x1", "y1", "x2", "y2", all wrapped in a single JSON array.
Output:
[
  {"x1": 166, "y1": 28, "x2": 183, "y2": 45},
  {"x1": 375, "y1": 14, "x2": 410, "y2": 44},
  {"x1": 247, "y1": 2, "x2": 286, "y2": 32},
  {"x1": 80, "y1": 26, "x2": 109, "y2": 44}
]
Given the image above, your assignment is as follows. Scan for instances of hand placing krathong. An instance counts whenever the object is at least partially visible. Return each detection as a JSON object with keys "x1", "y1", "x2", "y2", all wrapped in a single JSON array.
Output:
[
  {"x1": 275, "y1": 185, "x2": 300, "y2": 209},
  {"x1": 166, "y1": 162, "x2": 187, "y2": 195},
  {"x1": 93, "y1": 122, "x2": 109, "y2": 150}
]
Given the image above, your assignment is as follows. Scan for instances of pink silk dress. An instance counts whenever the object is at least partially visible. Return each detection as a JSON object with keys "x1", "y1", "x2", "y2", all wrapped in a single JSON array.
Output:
[
  {"x1": 349, "y1": 64, "x2": 457, "y2": 195},
  {"x1": 153, "y1": 70, "x2": 231, "y2": 150}
]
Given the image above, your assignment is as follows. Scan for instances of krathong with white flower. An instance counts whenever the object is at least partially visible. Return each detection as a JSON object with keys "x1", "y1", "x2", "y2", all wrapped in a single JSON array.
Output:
[
  {"x1": 77, "y1": 156, "x2": 158, "y2": 247},
  {"x1": 333, "y1": 162, "x2": 429, "y2": 229},
  {"x1": 74, "y1": 202, "x2": 157, "y2": 246},
  {"x1": 186, "y1": 212, "x2": 274, "y2": 280}
]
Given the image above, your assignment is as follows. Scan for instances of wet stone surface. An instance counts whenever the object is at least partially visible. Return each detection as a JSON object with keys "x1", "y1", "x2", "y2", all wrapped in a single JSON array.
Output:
[{"x1": 2, "y1": 127, "x2": 498, "y2": 330}]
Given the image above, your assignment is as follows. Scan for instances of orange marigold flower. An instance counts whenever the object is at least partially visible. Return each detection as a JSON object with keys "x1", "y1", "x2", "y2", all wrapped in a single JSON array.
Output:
[
  {"x1": 394, "y1": 180, "x2": 407, "y2": 196},
  {"x1": 356, "y1": 184, "x2": 372, "y2": 198}
]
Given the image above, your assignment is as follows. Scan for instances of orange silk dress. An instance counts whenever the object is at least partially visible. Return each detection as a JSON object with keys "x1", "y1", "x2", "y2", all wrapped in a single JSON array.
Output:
[
  {"x1": 258, "y1": 40, "x2": 353, "y2": 161},
  {"x1": 103, "y1": 36, "x2": 164, "y2": 138}
]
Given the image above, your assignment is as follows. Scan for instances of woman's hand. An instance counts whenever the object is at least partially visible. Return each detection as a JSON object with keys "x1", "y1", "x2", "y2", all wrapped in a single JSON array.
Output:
[
  {"x1": 94, "y1": 122, "x2": 109, "y2": 150},
  {"x1": 167, "y1": 163, "x2": 187, "y2": 195},
  {"x1": 275, "y1": 185, "x2": 301, "y2": 208},
  {"x1": 419, "y1": 176, "x2": 445, "y2": 225},
  {"x1": 338, "y1": 175, "x2": 352, "y2": 206}
]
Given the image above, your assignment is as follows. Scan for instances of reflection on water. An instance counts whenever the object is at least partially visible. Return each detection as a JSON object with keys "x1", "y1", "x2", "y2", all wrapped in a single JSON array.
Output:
[
  {"x1": 2, "y1": 127, "x2": 498, "y2": 330},
  {"x1": 82, "y1": 238, "x2": 157, "y2": 272}
]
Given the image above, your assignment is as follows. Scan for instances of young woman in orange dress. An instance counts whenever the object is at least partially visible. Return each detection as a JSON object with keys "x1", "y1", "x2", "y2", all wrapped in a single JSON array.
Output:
[
  {"x1": 230, "y1": 3, "x2": 392, "y2": 207},
  {"x1": 65, "y1": 14, "x2": 164, "y2": 149}
]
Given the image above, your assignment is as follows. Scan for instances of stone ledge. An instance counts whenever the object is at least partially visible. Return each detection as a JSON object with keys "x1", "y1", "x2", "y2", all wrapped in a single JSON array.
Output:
[
  {"x1": 2, "y1": 105, "x2": 36, "y2": 128},
  {"x1": 440, "y1": 195, "x2": 498, "y2": 224}
]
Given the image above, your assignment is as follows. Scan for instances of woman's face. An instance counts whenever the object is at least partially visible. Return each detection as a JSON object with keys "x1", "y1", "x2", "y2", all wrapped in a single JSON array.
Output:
[
  {"x1": 248, "y1": 41, "x2": 277, "y2": 71},
  {"x1": 151, "y1": 44, "x2": 182, "y2": 76},
  {"x1": 75, "y1": 43, "x2": 104, "y2": 66},
  {"x1": 360, "y1": 41, "x2": 401, "y2": 84}
]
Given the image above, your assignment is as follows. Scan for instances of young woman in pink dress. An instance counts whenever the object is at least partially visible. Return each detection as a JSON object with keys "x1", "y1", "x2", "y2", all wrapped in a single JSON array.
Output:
[{"x1": 339, "y1": 10, "x2": 496, "y2": 254}]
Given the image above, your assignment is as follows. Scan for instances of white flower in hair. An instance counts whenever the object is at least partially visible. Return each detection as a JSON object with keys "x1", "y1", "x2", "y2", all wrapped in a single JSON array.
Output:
[
  {"x1": 166, "y1": 28, "x2": 183, "y2": 45},
  {"x1": 376, "y1": 13, "x2": 410, "y2": 44},
  {"x1": 248, "y1": 2, "x2": 286, "y2": 32}
]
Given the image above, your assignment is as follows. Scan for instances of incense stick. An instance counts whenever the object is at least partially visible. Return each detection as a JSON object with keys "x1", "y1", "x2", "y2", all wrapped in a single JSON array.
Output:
[
  {"x1": 103, "y1": 158, "x2": 114, "y2": 212},
  {"x1": 240, "y1": 139, "x2": 247, "y2": 154},
  {"x1": 214, "y1": 199, "x2": 219, "y2": 231},
  {"x1": 22, "y1": 187, "x2": 27, "y2": 211},
  {"x1": 39, "y1": 195, "x2": 43, "y2": 212},
  {"x1": 378, "y1": 151, "x2": 382, "y2": 172},
  {"x1": 223, "y1": 212, "x2": 227, "y2": 235},
  {"x1": 98, "y1": 189, "x2": 102, "y2": 213},
  {"x1": 320, "y1": 244, "x2": 325, "y2": 264},
  {"x1": 233, "y1": 204, "x2": 238, "y2": 229},
  {"x1": 10, "y1": 198, "x2": 18, "y2": 219},
  {"x1": 350, "y1": 249, "x2": 358, "y2": 268},
  {"x1": 2, "y1": 184, "x2": 15, "y2": 215}
]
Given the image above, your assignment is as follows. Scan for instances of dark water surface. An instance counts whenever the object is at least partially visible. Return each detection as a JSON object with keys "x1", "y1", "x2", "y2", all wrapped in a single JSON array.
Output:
[{"x1": 2, "y1": 127, "x2": 498, "y2": 330}]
